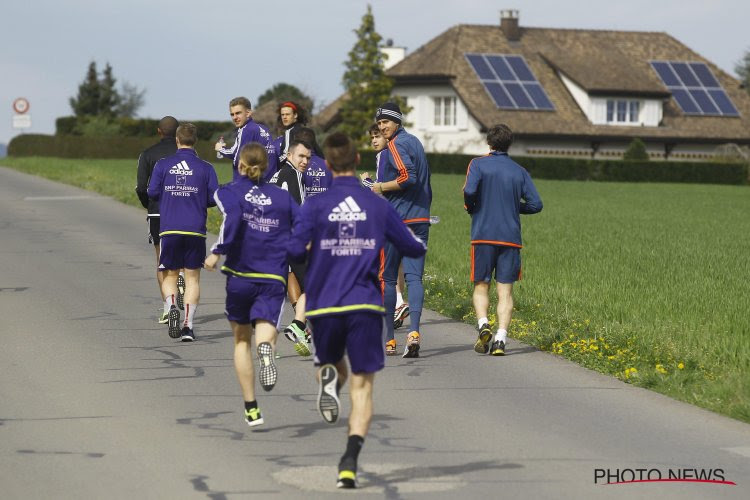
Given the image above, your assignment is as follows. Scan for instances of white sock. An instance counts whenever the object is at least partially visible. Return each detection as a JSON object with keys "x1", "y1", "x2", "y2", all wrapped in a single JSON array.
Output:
[
  {"x1": 495, "y1": 328, "x2": 507, "y2": 344},
  {"x1": 184, "y1": 304, "x2": 197, "y2": 329},
  {"x1": 396, "y1": 292, "x2": 404, "y2": 308},
  {"x1": 478, "y1": 317, "x2": 488, "y2": 329},
  {"x1": 164, "y1": 295, "x2": 175, "y2": 313}
]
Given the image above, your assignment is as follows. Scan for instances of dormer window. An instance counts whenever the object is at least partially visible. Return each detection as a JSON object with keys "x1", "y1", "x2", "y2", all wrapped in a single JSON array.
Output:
[{"x1": 606, "y1": 100, "x2": 640, "y2": 123}]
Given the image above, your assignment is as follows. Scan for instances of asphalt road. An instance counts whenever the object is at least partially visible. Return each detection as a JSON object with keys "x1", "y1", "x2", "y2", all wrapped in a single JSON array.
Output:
[{"x1": 1, "y1": 166, "x2": 749, "y2": 499}]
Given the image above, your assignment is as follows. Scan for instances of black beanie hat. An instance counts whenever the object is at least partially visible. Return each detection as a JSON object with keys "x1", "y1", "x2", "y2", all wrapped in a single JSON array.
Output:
[{"x1": 374, "y1": 102, "x2": 402, "y2": 124}]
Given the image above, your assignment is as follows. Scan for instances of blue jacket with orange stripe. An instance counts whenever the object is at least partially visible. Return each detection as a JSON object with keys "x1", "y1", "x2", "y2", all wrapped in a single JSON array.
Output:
[
  {"x1": 463, "y1": 151, "x2": 543, "y2": 247},
  {"x1": 379, "y1": 127, "x2": 432, "y2": 224}
]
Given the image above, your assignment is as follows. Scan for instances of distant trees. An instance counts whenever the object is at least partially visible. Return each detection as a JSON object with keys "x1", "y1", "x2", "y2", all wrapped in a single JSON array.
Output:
[
  {"x1": 337, "y1": 5, "x2": 407, "y2": 145},
  {"x1": 69, "y1": 61, "x2": 146, "y2": 118},
  {"x1": 257, "y1": 83, "x2": 314, "y2": 112},
  {"x1": 735, "y1": 48, "x2": 750, "y2": 95}
]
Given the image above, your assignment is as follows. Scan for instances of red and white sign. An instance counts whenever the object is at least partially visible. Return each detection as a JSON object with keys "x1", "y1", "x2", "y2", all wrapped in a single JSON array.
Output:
[{"x1": 13, "y1": 98, "x2": 30, "y2": 114}]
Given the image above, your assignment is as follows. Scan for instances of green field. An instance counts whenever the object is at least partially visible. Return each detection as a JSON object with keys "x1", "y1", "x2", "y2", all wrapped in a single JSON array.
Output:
[{"x1": 3, "y1": 156, "x2": 749, "y2": 422}]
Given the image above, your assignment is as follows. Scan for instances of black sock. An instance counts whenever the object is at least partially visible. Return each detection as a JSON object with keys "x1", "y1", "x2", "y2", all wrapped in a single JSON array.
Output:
[
  {"x1": 340, "y1": 435, "x2": 364, "y2": 467},
  {"x1": 292, "y1": 319, "x2": 306, "y2": 331},
  {"x1": 244, "y1": 400, "x2": 257, "y2": 411}
]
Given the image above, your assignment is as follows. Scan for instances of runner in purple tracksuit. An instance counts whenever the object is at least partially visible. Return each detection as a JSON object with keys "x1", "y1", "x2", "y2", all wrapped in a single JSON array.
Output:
[
  {"x1": 288, "y1": 133, "x2": 426, "y2": 489},
  {"x1": 204, "y1": 143, "x2": 299, "y2": 428},
  {"x1": 147, "y1": 123, "x2": 219, "y2": 342},
  {"x1": 215, "y1": 96, "x2": 277, "y2": 182}
]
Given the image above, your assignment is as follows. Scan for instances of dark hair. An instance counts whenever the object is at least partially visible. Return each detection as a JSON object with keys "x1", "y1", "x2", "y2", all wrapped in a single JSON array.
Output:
[
  {"x1": 290, "y1": 127, "x2": 322, "y2": 157},
  {"x1": 323, "y1": 132, "x2": 358, "y2": 173},
  {"x1": 276, "y1": 100, "x2": 309, "y2": 128},
  {"x1": 229, "y1": 96, "x2": 252, "y2": 109},
  {"x1": 368, "y1": 123, "x2": 381, "y2": 136},
  {"x1": 288, "y1": 138, "x2": 312, "y2": 154},
  {"x1": 158, "y1": 116, "x2": 178, "y2": 138},
  {"x1": 176, "y1": 123, "x2": 198, "y2": 147},
  {"x1": 487, "y1": 124, "x2": 513, "y2": 152},
  {"x1": 239, "y1": 143, "x2": 268, "y2": 182}
]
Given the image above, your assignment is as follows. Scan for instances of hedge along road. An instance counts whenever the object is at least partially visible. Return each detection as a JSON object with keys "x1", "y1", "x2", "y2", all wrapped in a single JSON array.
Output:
[{"x1": 1, "y1": 166, "x2": 749, "y2": 499}]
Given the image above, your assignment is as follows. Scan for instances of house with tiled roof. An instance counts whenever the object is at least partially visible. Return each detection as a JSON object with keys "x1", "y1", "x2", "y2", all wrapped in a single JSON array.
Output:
[{"x1": 319, "y1": 10, "x2": 750, "y2": 160}]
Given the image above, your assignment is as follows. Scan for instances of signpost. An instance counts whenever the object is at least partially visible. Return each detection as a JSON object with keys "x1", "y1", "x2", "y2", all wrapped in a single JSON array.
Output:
[{"x1": 12, "y1": 97, "x2": 31, "y2": 130}]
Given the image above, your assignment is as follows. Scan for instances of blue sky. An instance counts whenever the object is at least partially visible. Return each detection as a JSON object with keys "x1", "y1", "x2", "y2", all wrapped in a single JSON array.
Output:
[{"x1": 1, "y1": 0, "x2": 747, "y2": 146}]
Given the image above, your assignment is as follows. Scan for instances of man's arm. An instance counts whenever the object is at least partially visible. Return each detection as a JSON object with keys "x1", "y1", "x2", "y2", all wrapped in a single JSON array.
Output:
[
  {"x1": 135, "y1": 153, "x2": 151, "y2": 208},
  {"x1": 147, "y1": 161, "x2": 164, "y2": 201},
  {"x1": 207, "y1": 167, "x2": 220, "y2": 208},
  {"x1": 462, "y1": 158, "x2": 481, "y2": 214},
  {"x1": 288, "y1": 201, "x2": 314, "y2": 262},
  {"x1": 372, "y1": 139, "x2": 415, "y2": 194},
  {"x1": 209, "y1": 188, "x2": 240, "y2": 255},
  {"x1": 520, "y1": 169, "x2": 543, "y2": 214},
  {"x1": 384, "y1": 204, "x2": 427, "y2": 258}
]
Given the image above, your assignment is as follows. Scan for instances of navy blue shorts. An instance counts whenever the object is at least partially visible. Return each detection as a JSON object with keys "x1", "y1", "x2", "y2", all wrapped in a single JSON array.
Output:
[
  {"x1": 158, "y1": 234, "x2": 206, "y2": 270},
  {"x1": 310, "y1": 313, "x2": 385, "y2": 374},
  {"x1": 471, "y1": 244, "x2": 521, "y2": 284},
  {"x1": 225, "y1": 276, "x2": 286, "y2": 326}
]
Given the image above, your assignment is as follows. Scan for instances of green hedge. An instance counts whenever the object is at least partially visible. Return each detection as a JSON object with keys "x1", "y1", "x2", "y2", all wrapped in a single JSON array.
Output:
[
  {"x1": 7, "y1": 134, "x2": 222, "y2": 162},
  {"x1": 8, "y1": 134, "x2": 748, "y2": 185},
  {"x1": 55, "y1": 116, "x2": 233, "y2": 141}
]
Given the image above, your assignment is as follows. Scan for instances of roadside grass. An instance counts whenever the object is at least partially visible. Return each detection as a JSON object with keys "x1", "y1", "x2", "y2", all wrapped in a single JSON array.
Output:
[{"x1": 3, "y1": 156, "x2": 749, "y2": 422}]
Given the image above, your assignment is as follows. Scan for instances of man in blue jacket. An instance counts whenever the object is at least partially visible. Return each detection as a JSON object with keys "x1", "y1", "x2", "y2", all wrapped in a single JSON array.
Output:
[
  {"x1": 371, "y1": 102, "x2": 432, "y2": 358},
  {"x1": 463, "y1": 124, "x2": 543, "y2": 356},
  {"x1": 215, "y1": 96, "x2": 277, "y2": 182},
  {"x1": 288, "y1": 132, "x2": 426, "y2": 489},
  {"x1": 148, "y1": 123, "x2": 219, "y2": 341}
]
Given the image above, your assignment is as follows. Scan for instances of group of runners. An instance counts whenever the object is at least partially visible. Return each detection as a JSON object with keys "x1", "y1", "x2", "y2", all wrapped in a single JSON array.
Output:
[{"x1": 135, "y1": 97, "x2": 542, "y2": 489}]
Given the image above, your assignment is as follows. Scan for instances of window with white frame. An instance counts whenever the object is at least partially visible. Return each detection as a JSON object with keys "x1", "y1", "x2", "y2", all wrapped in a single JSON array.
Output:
[
  {"x1": 606, "y1": 99, "x2": 640, "y2": 123},
  {"x1": 433, "y1": 96, "x2": 457, "y2": 126}
]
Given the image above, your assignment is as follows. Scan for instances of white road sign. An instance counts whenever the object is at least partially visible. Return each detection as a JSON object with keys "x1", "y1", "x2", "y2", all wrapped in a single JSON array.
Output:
[{"x1": 13, "y1": 114, "x2": 31, "y2": 129}]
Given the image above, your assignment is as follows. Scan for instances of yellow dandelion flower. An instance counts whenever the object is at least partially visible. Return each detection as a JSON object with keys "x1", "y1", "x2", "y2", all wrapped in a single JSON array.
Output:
[{"x1": 677, "y1": 362, "x2": 685, "y2": 370}]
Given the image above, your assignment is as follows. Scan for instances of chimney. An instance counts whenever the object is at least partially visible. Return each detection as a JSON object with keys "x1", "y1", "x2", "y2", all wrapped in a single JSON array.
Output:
[
  {"x1": 380, "y1": 39, "x2": 406, "y2": 70},
  {"x1": 500, "y1": 9, "x2": 520, "y2": 41}
]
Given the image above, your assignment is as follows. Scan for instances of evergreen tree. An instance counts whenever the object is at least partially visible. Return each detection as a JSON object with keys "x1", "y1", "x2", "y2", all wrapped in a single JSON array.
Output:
[
  {"x1": 117, "y1": 82, "x2": 146, "y2": 118},
  {"x1": 735, "y1": 48, "x2": 750, "y2": 95},
  {"x1": 98, "y1": 63, "x2": 120, "y2": 117},
  {"x1": 69, "y1": 61, "x2": 102, "y2": 116},
  {"x1": 338, "y1": 5, "x2": 406, "y2": 145},
  {"x1": 623, "y1": 138, "x2": 649, "y2": 161}
]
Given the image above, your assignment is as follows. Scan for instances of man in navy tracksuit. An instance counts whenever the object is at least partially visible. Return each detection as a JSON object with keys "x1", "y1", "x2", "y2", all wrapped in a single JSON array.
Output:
[
  {"x1": 288, "y1": 133, "x2": 426, "y2": 489},
  {"x1": 463, "y1": 124, "x2": 543, "y2": 356},
  {"x1": 215, "y1": 96, "x2": 277, "y2": 182},
  {"x1": 371, "y1": 102, "x2": 432, "y2": 358},
  {"x1": 205, "y1": 143, "x2": 299, "y2": 428},
  {"x1": 148, "y1": 123, "x2": 219, "y2": 341}
]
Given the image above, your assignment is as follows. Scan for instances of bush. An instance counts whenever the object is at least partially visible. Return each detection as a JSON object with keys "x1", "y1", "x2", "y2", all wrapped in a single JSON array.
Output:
[
  {"x1": 54, "y1": 116, "x2": 233, "y2": 141},
  {"x1": 623, "y1": 138, "x2": 649, "y2": 161}
]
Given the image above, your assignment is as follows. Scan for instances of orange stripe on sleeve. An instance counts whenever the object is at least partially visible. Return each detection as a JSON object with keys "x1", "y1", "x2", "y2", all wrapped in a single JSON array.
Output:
[
  {"x1": 388, "y1": 140, "x2": 409, "y2": 184},
  {"x1": 379, "y1": 248, "x2": 385, "y2": 299}
]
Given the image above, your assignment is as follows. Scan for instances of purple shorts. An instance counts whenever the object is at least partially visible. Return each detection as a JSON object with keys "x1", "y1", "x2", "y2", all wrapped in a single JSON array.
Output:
[
  {"x1": 310, "y1": 313, "x2": 385, "y2": 374},
  {"x1": 225, "y1": 276, "x2": 285, "y2": 326},
  {"x1": 158, "y1": 234, "x2": 206, "y2": 270}
]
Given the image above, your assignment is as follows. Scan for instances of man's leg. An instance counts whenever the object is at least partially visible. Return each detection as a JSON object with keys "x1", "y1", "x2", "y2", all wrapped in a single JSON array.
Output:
[
  {"x1": 162, "y1": 269, "x2": 181, "y2": 338},
  {"x1": 337, "y1": 372, "x2": 374, "y2": 489},
  {"x1": 182, "y1": 268, "x2": 201, "y2": 331},
  {"x1": 472, "y1": 281, "x2": 493, "y2": 354},
  {"x1": 232, "y1": 321, "x2": 256, "y2": 403},
  {"x1": 154, "y1": 244, "x2": 165, "y2": 300},
  {"x1": 382, "y1": 241, "x2": 401, "y2": 353},
  {"x1": 401, "y1": 223, "x2": 428, "y2": 358},
  {"x1": 492, "y1": 282, "x2": 514, "y2": 355},
  {"x1": 254, "y1": 320, "x2": 278, "y2": 392}
]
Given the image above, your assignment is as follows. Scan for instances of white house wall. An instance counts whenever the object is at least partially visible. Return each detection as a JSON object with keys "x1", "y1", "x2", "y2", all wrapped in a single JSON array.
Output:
[{"x1": 396, "y1": 86, "x2": 487, "y2": 155}]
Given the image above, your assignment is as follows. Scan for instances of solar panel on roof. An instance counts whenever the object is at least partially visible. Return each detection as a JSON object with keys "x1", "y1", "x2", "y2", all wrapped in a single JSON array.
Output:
[
  {"x1": 465, "y1": 53, "x2": 555, "y2": 111},
  {"x1": 650, "y1": 61, "x2": 739, "y2": 117}
]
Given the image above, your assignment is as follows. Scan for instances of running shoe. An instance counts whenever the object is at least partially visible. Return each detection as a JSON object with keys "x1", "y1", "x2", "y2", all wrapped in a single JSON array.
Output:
[
  {"x1": 337, "y1": 456, "x2": 357, "y2": 489},
  {"x1": 474, "y1": 324, "x2": 493, "y2": 354},
  {"x1": 257, "y1": 342, "x2": 277, "y2": 391},
  {"x1": 284, "y1": 322, "x2": 311, "y2": 357},
  {"x1": 490, "y1": 340, "x2": 506, "y2": 356},
  {"x1": 245, "y1": 406, "x2": 264, "y2": 427},
  {"x1": 158, "y1": 311, "x2": 169, "y2": 324},
  {"x1": 385, "y1": 339, "x2": 397, "y2": 356},
  {"x1": 317, "y1": 364, "x2": 340, "y2": 424},
  {"x1": 167, "y1": 305, "x2": 181, "y2": 339},
  {"x1": 176, "y1": 274, "x2": 185, "y2": 311},
  {"x1": 403, "y1": 331, "x2": 421, "y2": 358},
  {"x1": 180, "y1": 326, "x2": 195, "y2": 342},
  {"x1": 393, "y1": 303, "x2": 410, "y2": 329}
]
